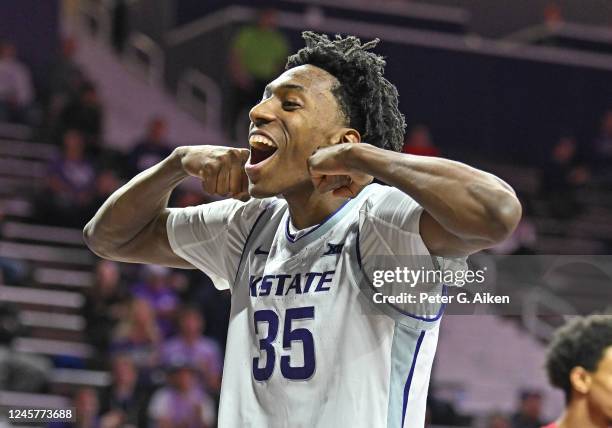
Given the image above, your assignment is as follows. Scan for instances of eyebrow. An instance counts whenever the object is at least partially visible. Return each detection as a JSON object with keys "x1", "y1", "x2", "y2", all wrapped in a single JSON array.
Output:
[{"x1": 264, "y1": 83, "x2": 305, "y2": 97}]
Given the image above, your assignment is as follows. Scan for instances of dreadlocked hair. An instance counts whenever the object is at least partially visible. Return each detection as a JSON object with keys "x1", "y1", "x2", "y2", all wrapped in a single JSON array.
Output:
[{"x1": 286, "y1": 31, "x2": 406, "y2": 152}]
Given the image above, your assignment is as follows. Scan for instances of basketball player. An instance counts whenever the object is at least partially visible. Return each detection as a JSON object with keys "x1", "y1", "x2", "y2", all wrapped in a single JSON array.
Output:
[
  {"x1": 543, "y1": 315, "x2": 612, "y2": 428},
  {"x1": 84, "y1": 32, "x2": 521, "y2": 427}
]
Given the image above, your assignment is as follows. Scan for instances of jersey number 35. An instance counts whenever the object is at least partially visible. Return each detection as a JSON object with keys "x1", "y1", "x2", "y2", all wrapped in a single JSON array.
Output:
[{"x1": 252, "y1": 306, "x2": 316, "y2": 381}]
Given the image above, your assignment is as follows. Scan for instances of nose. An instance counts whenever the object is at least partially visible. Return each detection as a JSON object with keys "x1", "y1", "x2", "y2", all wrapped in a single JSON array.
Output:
[{"x1": 249, "y1": 98, "x2": 275, "y2": 127}]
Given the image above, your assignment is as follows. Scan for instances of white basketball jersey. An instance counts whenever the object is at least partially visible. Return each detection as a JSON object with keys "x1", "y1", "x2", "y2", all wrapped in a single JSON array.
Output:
[{"x1": 167, "y1": 183, "x2": 464, "y2": 428}]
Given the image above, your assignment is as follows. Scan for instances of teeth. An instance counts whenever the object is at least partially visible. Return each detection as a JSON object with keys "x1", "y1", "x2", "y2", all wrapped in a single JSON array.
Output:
[{"x1": 249, "y1": 134, "x2": 277, "y2": 149}]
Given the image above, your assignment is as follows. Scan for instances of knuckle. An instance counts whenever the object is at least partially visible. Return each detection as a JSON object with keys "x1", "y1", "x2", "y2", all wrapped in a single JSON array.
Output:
[{"x1": 202, "y1": 163, "x2": 215, "y2": 176}]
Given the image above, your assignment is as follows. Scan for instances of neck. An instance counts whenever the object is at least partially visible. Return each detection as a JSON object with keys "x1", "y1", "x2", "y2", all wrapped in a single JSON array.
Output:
[
  {"x1": 558, "y1": 398, "x2": 609, "y2": 428},
  {"x1": 182, "y1": 334, "x2": 197, "y2": 344},
  {"x1": 283, "y1": 185, "x2": 348, "y2": 230},
  {"x1": 115, "y1": 381, "x2": 135, "y2": 396}
]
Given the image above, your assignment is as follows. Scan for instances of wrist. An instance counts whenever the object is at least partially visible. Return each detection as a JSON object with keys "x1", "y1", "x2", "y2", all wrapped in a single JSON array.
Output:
[
  {"x1": 168, "y1": 147, "x2": 190, "y2": 180},
  {"x1": 345, "y1": 143, "x2": 379, "y2": 175}
]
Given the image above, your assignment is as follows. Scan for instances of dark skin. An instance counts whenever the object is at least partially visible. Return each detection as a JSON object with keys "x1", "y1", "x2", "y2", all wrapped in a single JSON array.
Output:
[
  {"x1": 83, "y1": 64, "x2": 521, "y2": 266},
  {"x1": 554, "y1": 347, "x2": 612, "y2": 428}
]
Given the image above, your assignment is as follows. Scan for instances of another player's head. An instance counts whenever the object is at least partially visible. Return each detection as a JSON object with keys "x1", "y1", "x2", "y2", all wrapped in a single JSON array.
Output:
[
  {"x1": 245, "y1": 31, "x2": 405, "y2": 197},
  {"x1": 545, "y1": 314, "x2": 612, "y2": 426}
]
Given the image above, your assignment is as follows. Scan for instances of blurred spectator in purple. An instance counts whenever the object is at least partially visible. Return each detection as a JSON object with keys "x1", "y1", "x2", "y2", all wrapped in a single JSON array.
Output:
[
  {"x1": 181, "y1": 273, "x2": 231, "y2": 352},
  {"x1": 48, "y1": 387, "x2": 100, "y2": 428},
  {"x1": 128, "y1": 117, "x2": 172, "y2": 175},
  {"x1": 402, "y1": 125, "x2": 441, "y2": 157},
  {"x1": 111, "y1": 298, "x2": 160, "y2": 376},
  {"x1": 226, "y1": 9, "x2": 289, "y2": 140},
  {"x1": 148, "y1": 360, "x2": 216, "y2": 428},
  {"x1": 510, "y1": 390, "x2": 545, "y2": 428},
  {"x1": 83, "y1": 260, "x2": 128, "y2": 358},
  {"x1": 132, "y1": 265, "x2": 179, "y2": 337},
  {"x1": 0, "y1": 40, "x2": 34, "y2": 123},
  {"x1": 84, "y1": 169, "x2": 122, "y2": 222},
  {"x1": 48, "y1": 37, "x2": 86, "y2": 120},
  {"x1": 540, "y1": 135, "x2": 589, "y2": 219},
  {"x1": 161, "y1": 307, "x2": 222, "y2": 395},
  {"x1": 98, "y1": 354, "x2": 149, "y2": 428},
  {"x1": 38, "y1": 130, "x2": 96, "y2": 227},
  {"x1": 55, "y1": 82, "x2": 103, "y2": 152}
]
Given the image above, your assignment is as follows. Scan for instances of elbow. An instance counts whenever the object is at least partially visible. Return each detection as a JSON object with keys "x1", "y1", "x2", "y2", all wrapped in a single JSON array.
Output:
[
  {"x1": 83, "y1": 220, "x2": 115, "y2": 259},
  {"x1": 488, "y1": 193, "x2": 523, "y2": 244}
]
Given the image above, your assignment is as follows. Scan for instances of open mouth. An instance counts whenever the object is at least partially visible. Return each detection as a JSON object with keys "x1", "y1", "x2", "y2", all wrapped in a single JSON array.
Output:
[{"x1": 249, "y1": 134, "x2": 278, "y2": 165}]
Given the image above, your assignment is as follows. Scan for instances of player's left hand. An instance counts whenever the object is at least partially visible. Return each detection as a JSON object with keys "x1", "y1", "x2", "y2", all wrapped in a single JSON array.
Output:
[{"x1": 307, "y1": 143, "x2": 373, "y2": 198}]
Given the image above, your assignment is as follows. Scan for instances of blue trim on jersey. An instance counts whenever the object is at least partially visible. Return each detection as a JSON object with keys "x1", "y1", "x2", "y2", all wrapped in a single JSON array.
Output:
[
  {"x1": 233, "y1": 207, "x2": 269, "y2": 286},
  {"x1": 356, "y1": 227, "x2": 363, "y2": 269},
  {"x1": 401, "y1": 330, "x2": 425, "y2": 426},
  {"x1": 284, "y1": 198, "x2": 352, "y2": 243},
  {"x1": 355, "y1": 228, "x2": 446, "y2": 323}
]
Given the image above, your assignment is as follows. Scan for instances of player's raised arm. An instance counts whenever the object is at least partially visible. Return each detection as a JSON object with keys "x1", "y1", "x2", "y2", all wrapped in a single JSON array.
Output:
[
  {"x1": 308, "y1": 143, "x2": 522, "y2": 257},
  {"x1": 83, "y1": 145, "x2": 249, "y2": 267}
]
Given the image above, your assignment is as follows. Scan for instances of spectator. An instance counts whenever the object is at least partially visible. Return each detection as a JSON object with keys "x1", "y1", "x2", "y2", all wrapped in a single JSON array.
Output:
[
  {"x1": 227, "y1": 9, "x2": 289, "y2": 140},
  {"x1": 540, "y1": 135, "x2": 589, "y2": 219},
  {"x1": 98, "y1": 354, "x2": 149, "y2": 428},
  {"x1": 0, "y1": 40, "x2": 34, "y2": 123},
  {"x1": 48, "y1": 37, "x2": 86, "y2": 119},
  {"x1": 38, "y1": 130, "x2": 96, "y2": 227},
  {"x1": 0, "y1": 209, "x2": 29, "y2": 284},
  {"x1": 543, "y1": 2, "x2": 563, "y2": 27},
  {"x1": 132, "y1": 265, "x2": 179, "y2": 337},
  {"x1": 426, "y1": 387, "x2": 470, "y2": 426},
  {"x1": 161, "y1": 307, "x2": 222, "y2": 394},
  {"x1": 83, "y1": 260, "x2": 128, "y2": 356},
  {"x1": 488, "y1": 412, "x2": 512, "y2": 428},
  {"x1": 48, "y1": 387, "x2": 100, "y2": 428},
  {"x1": 0, "y1": 303, "x2": 51, "y2": 393},
  {"x1": 592, "y1": 109, "x2": 612, "y2": 166},
  {"x1": 510, "y1": 390, "x2": 545, "y2": 428},
  {"x1": 174, "y1": 271, "x2": 231, "y2": 352},
  {"x1": 148, "y1": 360, "x2": 216, "y2": 428},
  {"x1": 127, "y1": 117, "x2": 172, "y2": 175},
  {"x1": 111, "y1": 298, "x2": 160, "y2": 377},
  {"x1": 55, "y1": 82, "x2": 103, "y2": 151},
  {"x1": 84, "y1": 169, "x2": 122, "y2": 223},
  {"x1": 402, "y1": 125, "x2": 440, "y2": 157}
]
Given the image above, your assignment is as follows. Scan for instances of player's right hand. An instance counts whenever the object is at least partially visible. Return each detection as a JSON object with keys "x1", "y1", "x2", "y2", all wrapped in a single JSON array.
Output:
[{"x1": 178, "y1": 145, "x2": 250, "y2": 199}]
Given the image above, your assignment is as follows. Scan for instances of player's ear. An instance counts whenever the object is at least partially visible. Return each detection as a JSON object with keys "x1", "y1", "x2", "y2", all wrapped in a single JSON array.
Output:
[
  {"x1": 332, "y1": 128, "x2": 361, "y2": 145},
  {"x1": 569, "y1": 366, "x2": 592, "y2": 395}
]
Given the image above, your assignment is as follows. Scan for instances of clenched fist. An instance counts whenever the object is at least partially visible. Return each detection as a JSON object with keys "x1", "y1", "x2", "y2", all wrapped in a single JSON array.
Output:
[
  {"x1": 307, "y1": 143, "x2": 373, "y2": 198},
  {"x1": 177, "y1": 145, "x2": 250, "y2": 199}
]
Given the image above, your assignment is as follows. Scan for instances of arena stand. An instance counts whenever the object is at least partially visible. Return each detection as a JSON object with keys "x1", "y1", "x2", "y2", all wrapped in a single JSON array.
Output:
[{"x1": 0, "y1": 130, "x2": 106, "y2": 417}]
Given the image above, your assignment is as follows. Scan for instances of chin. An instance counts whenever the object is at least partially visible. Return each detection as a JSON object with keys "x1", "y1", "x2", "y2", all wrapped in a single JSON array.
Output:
[{"x1": 248, "y1": 183, "x2": 279, "y2": 199}]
